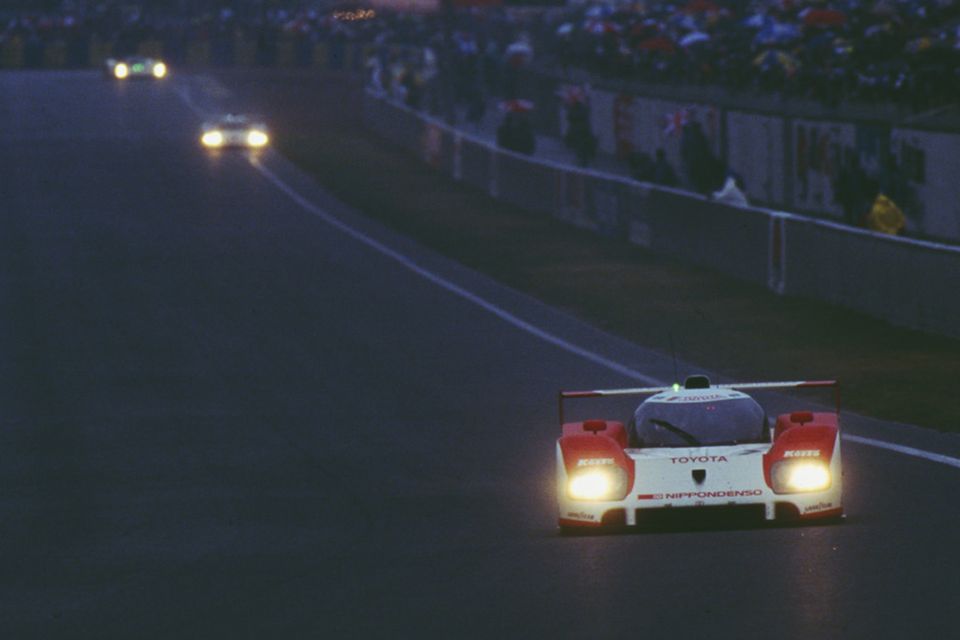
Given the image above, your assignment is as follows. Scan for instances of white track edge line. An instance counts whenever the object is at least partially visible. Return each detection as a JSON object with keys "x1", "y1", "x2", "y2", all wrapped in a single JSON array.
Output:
[
  {"x1": 843, "y1": 434, "x2": 960, "y2": 469},
  {"x1": 252, "y1": 159, "x2": 660, "y2": 386},
  {"x1": 250, "y1": 142, "x2": 960, "y2": 472}
]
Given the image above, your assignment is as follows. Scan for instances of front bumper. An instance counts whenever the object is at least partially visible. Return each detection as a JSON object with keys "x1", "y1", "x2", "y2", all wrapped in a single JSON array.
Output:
[{"x1": 557, "y1": 444, "x2": 843, "y2": 528}]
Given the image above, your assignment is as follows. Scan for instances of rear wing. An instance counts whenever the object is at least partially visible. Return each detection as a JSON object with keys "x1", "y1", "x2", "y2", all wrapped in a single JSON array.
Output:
[{"x1": 558, "y1": 380, "x2": 839, "y2": 426}]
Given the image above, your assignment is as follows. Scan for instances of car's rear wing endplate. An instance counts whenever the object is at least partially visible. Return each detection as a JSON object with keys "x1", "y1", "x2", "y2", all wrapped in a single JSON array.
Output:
[{"x1": 558, "y1": 380, "x2": 839, "y2": 426}]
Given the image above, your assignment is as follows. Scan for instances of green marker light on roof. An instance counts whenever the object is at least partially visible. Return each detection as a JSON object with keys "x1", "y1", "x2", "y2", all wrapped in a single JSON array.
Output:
[{"x1": 672, "y1": 383, "x2": 681, "y2": 392}]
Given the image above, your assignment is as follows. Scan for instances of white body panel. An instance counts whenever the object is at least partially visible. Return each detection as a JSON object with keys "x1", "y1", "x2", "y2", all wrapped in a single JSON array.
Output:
[
  {"x1": 557, "y1": 435, "x2": 842, "y2": 526},
  {"x1": 627, "y1": 443, "x2": 771, "y2": 500},
  {"x1": 201, "y1": 116, "x2": 269, "y2": 149},
  {"x1": 221, "y1": 130, "x2": 255, "y2": 146}
]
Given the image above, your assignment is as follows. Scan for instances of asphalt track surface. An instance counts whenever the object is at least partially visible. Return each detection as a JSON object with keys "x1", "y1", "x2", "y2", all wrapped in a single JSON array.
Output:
[{"x1": 3, "y1": 70, "x2": 960, "y2": 638}]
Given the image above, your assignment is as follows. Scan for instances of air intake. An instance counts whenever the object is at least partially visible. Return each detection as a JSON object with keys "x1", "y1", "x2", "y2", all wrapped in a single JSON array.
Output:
[{"x1": 684, "y1": 375, "x2": 711, "y2": 389}]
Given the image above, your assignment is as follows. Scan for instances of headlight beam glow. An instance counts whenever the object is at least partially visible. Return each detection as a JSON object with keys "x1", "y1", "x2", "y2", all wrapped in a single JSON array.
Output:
[
  {"x1": 568, "y1": 471, "x2": 614, "y2": 501},
  {"x1": 246, "y1": 130, "x2": 269, "y2": 147},
  {"x1": 202, "y1": 130, "x2": 224, "y2": 148},
  {"x1": 772, "y1": 460, "x2": 831, "y2": 493},
  {"x1": 786, "y1": 462, "x2": 831, "y2": 492},
  {"x1": 567, "y1": 465, "x2": 627, "y2": 501}
]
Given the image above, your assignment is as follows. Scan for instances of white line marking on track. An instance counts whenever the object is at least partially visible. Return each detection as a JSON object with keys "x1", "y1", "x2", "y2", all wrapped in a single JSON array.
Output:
[
  {"x1": 251, "y1": 159, "x2": 660, "y2": 386},
  {"x1": 844, "y1": 435, "x2": 960, "y2": 469},
  {"x1": 251, "y1": 154, "x2": 960, "y2": 472}
]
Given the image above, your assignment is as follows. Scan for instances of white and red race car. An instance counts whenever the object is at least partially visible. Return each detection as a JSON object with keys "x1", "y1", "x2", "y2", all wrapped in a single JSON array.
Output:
[{"x1": 556, "y1": 376, "x2": 843, "y2": 530}]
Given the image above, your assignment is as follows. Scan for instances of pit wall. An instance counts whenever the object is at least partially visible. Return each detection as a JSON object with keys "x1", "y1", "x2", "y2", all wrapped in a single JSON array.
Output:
[{"x1": 363, "y1": 91, "x2": 960, "y2": 340}]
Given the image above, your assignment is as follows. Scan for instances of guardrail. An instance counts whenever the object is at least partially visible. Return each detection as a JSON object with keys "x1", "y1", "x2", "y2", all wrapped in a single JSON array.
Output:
[{"x1": 363, "y1": 91, "x2": 960, "y2": 340}]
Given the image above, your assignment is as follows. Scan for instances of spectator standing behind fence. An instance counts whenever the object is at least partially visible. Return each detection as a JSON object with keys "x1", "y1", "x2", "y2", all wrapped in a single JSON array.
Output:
[
  {"x1": 464, "y1": 82, "x2": 486, "y2": 129},
  {"x1": 401, "y1": 67, "x2": 423, "y2": 109},
  {"x1": 864, "y1": 193, "x2": 905, "y2": 235},
  {"x1": 629, "y1": 150, "x2": 655, "y2": 182},
  {"x1": 680, "y1": 121, "x2": 724, "y2": 194},
  {"x1": 502, "y1": 36, "x2": 532, "y2": 99},
  {"x1": 629, "y1": 147, "x2": 677, "y2": 186},
  {"x1": 497, "y1": 100, "x2": 535, "y2": 155},
  {"x1": 420, "y1": 46, "x2": 441, "y2": 115},
  {"x1": 651, "y1": 148, "x2": 678, "y2": 187},
  {"x1": 561, "y1": 86, "x2": 597, "y2": 167},
  {"x1": 833, "y1": 154, "x2": 872, "y2": 227},
  {"x1": 712, "y1": 172, "x2": 749, "y2": 207},
  {"x1": 365, "y1": 55, "x2": 384, "y2": 94},
  {"x1": 388, "y1": 56, "x2": 408, "y2": 103}
]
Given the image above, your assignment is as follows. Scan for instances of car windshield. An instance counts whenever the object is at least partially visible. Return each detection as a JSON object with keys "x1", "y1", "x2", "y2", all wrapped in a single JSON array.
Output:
[
  {"x1": 631, "y1": 395, "x2": 766, "y2": 447},
  {"x1": 221, "y1": 117, "x2": 251, "y2": 129}
]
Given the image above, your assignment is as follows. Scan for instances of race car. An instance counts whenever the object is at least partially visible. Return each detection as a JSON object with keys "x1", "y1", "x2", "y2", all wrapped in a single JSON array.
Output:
[
  {"x1": 199, "y1": 115, "x2": 270, "y2": 150},
  {"x1": 556, "y1": 375, "x2": 843, "y2": 530},
  {"x1": 104, "y1": 56, "x2": 168, "y2": 80}
]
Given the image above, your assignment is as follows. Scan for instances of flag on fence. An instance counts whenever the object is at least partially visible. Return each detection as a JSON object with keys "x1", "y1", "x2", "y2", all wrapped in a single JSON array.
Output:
[{"x1": 663, "y1": 108, "x2": 689, "y2": 136}]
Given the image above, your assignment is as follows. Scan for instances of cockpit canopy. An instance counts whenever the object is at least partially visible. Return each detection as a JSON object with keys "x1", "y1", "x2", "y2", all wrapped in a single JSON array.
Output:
[{"x1": 630, "y1": 390, "x2": 767, "y2": 447}]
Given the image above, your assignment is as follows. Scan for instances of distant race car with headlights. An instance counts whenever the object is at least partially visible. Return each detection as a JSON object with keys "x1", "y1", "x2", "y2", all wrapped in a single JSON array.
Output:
[
  {"x1": 556, "y1": 376, "x2": 843, "y2": 530},
  {"x1": 104, "y1": 56, "x2": 167, "y2": 80},
  {"x1": 200, "y1": 115, "x2": 270, "y2": 150}
]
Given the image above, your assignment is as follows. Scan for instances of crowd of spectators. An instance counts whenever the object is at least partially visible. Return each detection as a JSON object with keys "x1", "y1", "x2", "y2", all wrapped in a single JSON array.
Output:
[
  {"x1": 4, "y1": 1, "x2": 959, "y2": 111},
  {"x1": 547, "y1": 0, "x2": 960, "y2": 111},
  {"x1": 0, "y1": 1, "x2": 390, "y2": 67}
]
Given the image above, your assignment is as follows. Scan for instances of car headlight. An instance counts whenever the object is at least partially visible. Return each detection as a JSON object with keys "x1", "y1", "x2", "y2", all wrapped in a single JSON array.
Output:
[
  {"x1": 152, "y1": 62, "x2": 167, "y2": 78},
  {"x1": 113, "y1": 63, "x2": 129, "y2": 79},
  {"x1": 567, "y1": 466, "x2": 627, "y2": 501},
  {"x1": 771, "y1": 460, "x2": 831, "y2": 494},
  {"x1": 201, "y1": 131, "x2": 224, "y2": 147},
  {"x1": 246, "y1": 130, "x2": 269, "y2": 147}
]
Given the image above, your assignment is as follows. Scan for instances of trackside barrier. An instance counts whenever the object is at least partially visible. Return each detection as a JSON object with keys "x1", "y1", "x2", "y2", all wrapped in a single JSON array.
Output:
[
  {"x1": 362, "y1": 91, "x2": 960, "y2": 339},
  {"x1": 627, "y1": 187, "x2": 772, "y2": 286},
  {"x1": 88, "y1": 36, "x2": 110, "y2": 66},
  {"x1": 1, "y1": 36, "x2": 24, "y2": 68},
  {"x1": 458, "y1": 135, "x2": 493, "y2": 193},
  {"x1": 781, "y1": 217, "x2": 960, "y2": 337},
  {"x1": 498, "y1": 153, "x2": 557, "y2": 216},
  {"x1": 137, "y1": 39, "x2": 164, "y2": 59},
  {"x1": 42, "y1": 41, "x2": 66, "y2": 68},
  {"x1": 185, "y1": 41, "x2": 211, "y2": 67},
  {"x1": 364, "y1": 91, "x2": 424, "y2": 151},
  {"x1": 439, "y1": 128, "x2": 457, "y2": 178}
]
